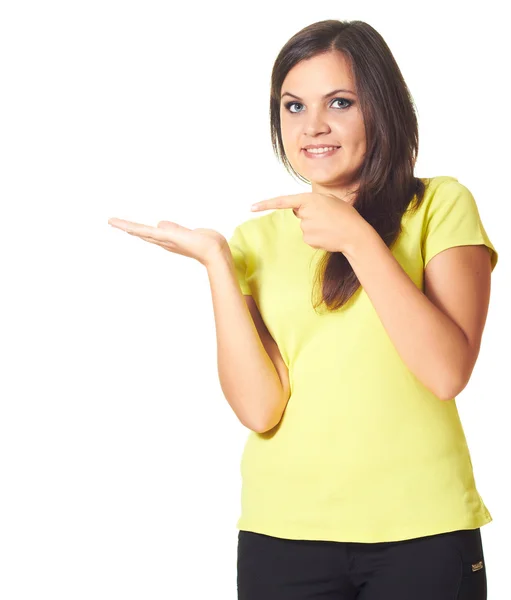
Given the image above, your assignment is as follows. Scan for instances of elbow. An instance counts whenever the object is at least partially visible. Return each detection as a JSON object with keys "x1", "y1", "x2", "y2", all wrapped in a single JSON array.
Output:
[
  {"x1": 253, "y1": 390, "x2": 289, "y2": 433},
  {"x1": 241, "y1": 406, "x2": 279, "y2": 434},
  {"x1": 246, "y1": 418, "x2": 275, "y2": 434},
  {"x1": 253, "y1": 422, "x2": 273, "y2": 434},
  {"x1": 435, "y1": 372, "x2": 470, "y2": 401},
  {"x1": 436, "y1": 388, "x2": 457, "y2": 402},
  {"x1": 242, "y1": 416, "x2": 268, "y2": 434},
  {"x1": 432, "y1": 349, "x2": 475, "y2": 401},
  {"x1": 252, "y1": 411, "x2": 279, "y2": 434},
  {"x1": 436, "y1": 342, "x2": 479, "y2": 401},
  {"x1": 237, "y1": 396, "x2": 284, "y2": 434}
]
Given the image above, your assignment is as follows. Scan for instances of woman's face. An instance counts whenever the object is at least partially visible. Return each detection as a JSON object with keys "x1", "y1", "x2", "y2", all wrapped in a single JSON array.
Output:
[{"x1": 279, "y1": 51, "x2": 366, "y2": 203}]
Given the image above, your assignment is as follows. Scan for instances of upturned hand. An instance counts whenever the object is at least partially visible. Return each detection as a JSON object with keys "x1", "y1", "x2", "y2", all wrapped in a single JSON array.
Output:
[{"x1": 108, "y1": 217, "x2": 228, "y2": 267}]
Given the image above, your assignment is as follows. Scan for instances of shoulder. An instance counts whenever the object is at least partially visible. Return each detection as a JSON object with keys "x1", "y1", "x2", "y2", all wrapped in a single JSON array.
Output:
[
  {"x1": 420, "y1": 174, "x2": 464, "y2": 200},
  {"x1": 417, "y1": 176, "x2": 498, "y2": 271},
  {"x1": 405, "y1": 175, "x2": 476, "y2": 221},
  {"x1": 422, "y1": 176, "x2": 485, "y2": 226},
  {"x1": 422, "y1": 175, "x2": 475, "y2": 206}
]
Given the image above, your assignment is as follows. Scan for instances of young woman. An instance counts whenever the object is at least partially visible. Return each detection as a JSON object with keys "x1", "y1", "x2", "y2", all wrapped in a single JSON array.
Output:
[{"x1": 109, "y1": 19, "x2": 497, "y2": 600}]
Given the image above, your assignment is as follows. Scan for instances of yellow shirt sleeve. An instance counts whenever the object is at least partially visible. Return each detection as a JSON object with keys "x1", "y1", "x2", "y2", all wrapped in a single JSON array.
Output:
[
  {"x1": 227, "y1": 224, "x2": 252, "y2": 295},
  {"x1": 421, "y1": 180, "x2": 498, "y2": 271}
]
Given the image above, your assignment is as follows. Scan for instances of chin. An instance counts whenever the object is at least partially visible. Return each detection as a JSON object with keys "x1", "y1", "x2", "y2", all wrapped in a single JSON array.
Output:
[{"x1": 307, "y1": 171, "x2": 345, "y2": 184}]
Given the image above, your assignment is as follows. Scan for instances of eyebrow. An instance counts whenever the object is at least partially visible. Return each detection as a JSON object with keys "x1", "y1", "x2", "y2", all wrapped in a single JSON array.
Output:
[{"x1": 281, "y1": 88, "x2": 356, "y2": 101}]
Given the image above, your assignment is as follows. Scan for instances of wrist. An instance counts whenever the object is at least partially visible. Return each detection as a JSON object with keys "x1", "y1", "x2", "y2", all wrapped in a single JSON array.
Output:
[
  {"x1": 342, "y1": 220, "x2": 378, "y2": 260},
  {"x1": 203, "y1": 243, "x2": 233, "y2": 270}
]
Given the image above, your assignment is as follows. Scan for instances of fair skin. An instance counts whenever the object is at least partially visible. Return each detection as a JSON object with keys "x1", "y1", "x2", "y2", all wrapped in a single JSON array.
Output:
[
  {"x1": 109, "y1": 49, "x2": 493, "y2": 402},
  {"x1": 250, "y1": 50, "x2": 493, "y2": 400},
  {"x1": 279, "y1": 50, "x2": 365, "y2": 205}
]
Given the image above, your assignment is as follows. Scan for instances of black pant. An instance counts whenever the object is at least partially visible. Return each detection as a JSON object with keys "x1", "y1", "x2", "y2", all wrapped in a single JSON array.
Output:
[{"x1": 237, "y1": 527, "x2": 487, "y2": 599}]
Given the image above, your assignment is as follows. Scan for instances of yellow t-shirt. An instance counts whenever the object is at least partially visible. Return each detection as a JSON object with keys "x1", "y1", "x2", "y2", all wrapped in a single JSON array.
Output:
[{"x1": 228, "y1": 175, "x2": 498, "y2": 543}]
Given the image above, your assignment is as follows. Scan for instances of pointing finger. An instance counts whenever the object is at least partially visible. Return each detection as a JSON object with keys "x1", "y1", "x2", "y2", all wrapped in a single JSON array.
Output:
[{"x1": 250, "y1": 195, "x2": 301, "y2": 212}]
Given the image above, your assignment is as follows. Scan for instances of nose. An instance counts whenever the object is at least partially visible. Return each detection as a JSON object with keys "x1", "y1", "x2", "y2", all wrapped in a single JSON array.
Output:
[{"x1": 303, "y1": 108, "x2": 331, "y2": 136}]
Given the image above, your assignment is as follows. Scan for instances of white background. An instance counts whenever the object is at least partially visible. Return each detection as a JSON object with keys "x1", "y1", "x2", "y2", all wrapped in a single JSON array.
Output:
[{"x1": 1, "y1": 1, "x2": 509, "y2": 598}]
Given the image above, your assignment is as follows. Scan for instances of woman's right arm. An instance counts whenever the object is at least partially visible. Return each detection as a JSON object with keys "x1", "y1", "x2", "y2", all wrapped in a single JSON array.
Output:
[{"x1": 205, "y1": 248, "x2": 290, "y2": 433}]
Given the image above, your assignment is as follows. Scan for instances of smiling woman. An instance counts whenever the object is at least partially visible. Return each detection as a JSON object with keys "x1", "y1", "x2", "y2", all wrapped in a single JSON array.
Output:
[
  {"x1": 278, "y1": 53, "x2": 365, "y2": 202},
  {"x1": 106, "y1": 17, "x2": 497, "y2": 600},
  {"x1": 231, "y1": 18, "x2": 497, "y2": 600},
  {"x1": 268, "y1": 26, "x2": 431, "y2": 313}
]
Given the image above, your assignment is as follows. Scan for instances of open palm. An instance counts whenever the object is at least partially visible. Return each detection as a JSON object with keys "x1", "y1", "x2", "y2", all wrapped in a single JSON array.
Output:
[{"x1": 108, "y1": 217, "x2": 227, "y2": 267}]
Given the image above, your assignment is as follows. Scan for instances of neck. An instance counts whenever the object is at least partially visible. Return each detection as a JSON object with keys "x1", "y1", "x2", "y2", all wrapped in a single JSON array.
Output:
[{"x1": 310, "y1": 182, "x2": 358, "y2": 205}]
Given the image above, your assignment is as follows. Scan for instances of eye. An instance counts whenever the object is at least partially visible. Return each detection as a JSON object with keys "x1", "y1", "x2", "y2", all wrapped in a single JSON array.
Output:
[
  {"x1": 331, "y1": 98, "x2": 352, "y2": 110},
  {"x1": 284, "y1": 97, "x2": 353, "y2": 113}
]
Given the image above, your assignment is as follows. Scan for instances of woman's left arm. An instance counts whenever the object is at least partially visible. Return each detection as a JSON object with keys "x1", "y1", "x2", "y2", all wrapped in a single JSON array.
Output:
[{"x1": 343, "y1": 222, "x2": 492, "y2": 401}]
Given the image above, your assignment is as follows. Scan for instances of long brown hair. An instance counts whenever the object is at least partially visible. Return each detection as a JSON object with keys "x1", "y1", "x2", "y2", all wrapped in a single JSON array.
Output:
[{"x1": 270, "y1": 20, "x2": 427, "y2": 312}]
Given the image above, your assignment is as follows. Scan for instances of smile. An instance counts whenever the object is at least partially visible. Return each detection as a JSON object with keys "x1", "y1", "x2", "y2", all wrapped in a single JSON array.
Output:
[{"x1": 302, "y1": 146, "x2": 341, "y2": 158}]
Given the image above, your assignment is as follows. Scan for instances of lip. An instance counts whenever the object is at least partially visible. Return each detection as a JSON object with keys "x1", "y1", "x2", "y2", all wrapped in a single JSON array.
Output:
[
  {"x1": 302, "y1": 144, "x2": 340, "y2": 149},
  {"x1": 302, "y1": 146, "x2": 341, "y2": 159}
]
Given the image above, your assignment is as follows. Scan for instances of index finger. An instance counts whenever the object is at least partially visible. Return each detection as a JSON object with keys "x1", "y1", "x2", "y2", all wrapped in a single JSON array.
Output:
[
  {"x1": 250, "y1": 195, "x2": 302, "y2": 212},
  {"x1": 108, "y1": 218, "x2": 164, "y2": 240}
]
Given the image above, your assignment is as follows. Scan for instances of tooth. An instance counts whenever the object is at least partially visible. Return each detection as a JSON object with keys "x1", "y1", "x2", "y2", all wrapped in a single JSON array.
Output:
[{"x1": 307, "y1": 146, "x2": 336, "y2": 152}]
